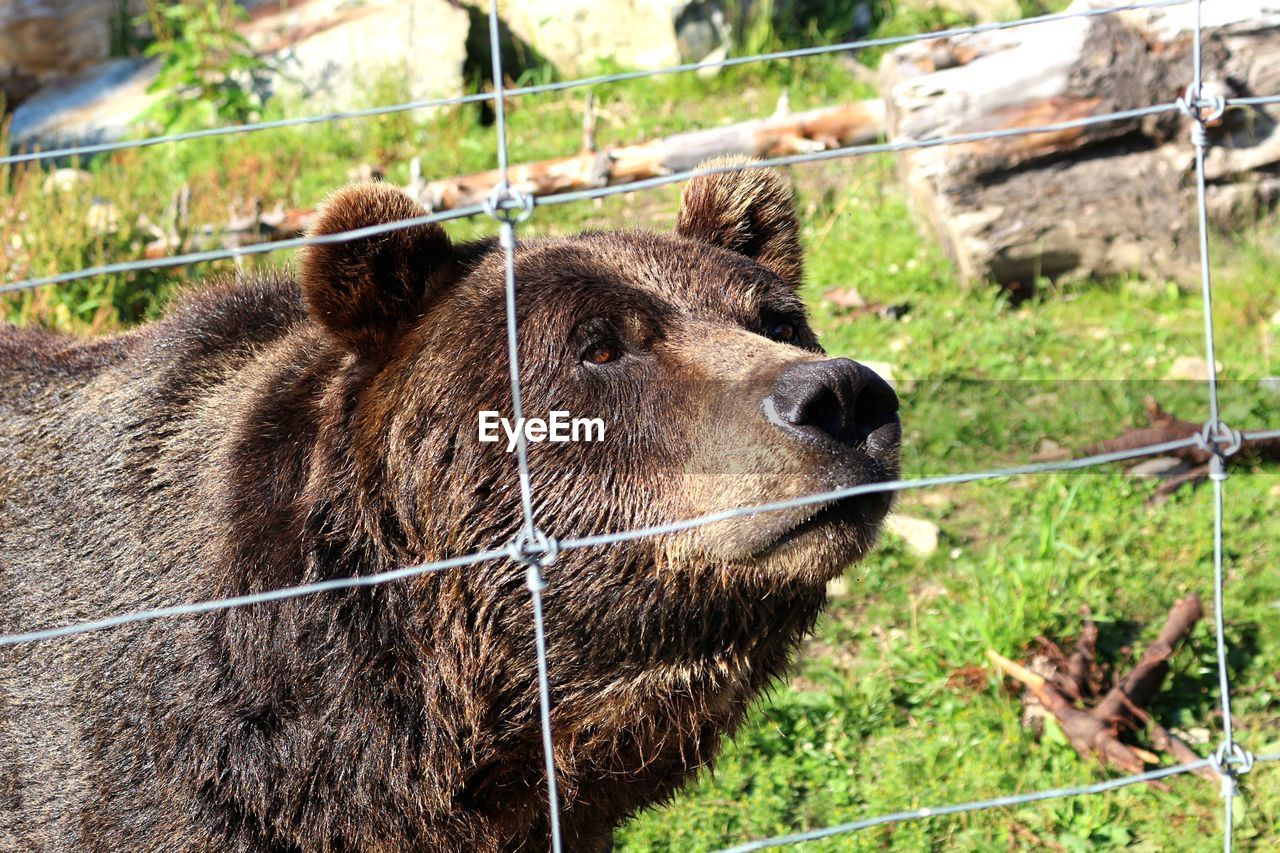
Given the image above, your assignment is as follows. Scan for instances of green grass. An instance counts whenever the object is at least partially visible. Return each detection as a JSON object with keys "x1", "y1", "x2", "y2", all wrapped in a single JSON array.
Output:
[{"x1": 3, "y1": 4, "x2": 1279, "y2": 849}]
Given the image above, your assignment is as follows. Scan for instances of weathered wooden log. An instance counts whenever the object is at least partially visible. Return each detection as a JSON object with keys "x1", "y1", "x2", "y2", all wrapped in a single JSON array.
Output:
[
  {"x1": 880, "y1": 0, "x2": 1280, "y2": 289},
  {"x1": 145, "y1": 98, "x2": 884, "y2": 257},
  {"x1": 412, "y1": 99, "x2": 885, "y2": 211},
  {"x1": 143, "y1": 200, "x2": 314, "y2": 260}
]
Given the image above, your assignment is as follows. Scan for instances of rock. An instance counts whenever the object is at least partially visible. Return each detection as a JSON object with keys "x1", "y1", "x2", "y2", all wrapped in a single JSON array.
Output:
[
  {"x1": 695, "y1": 45, "x2": 730, "y2": 80},
  {"x1": 85, "y1": 200, "x2": 119, "y2": 234},
  {"x1": 1031, "y1": 438, "x2": 1071, "y2": 463},
  {"x1": 242, "y1": 0, "x2": 469, "y2": 115},
  {"x1": 0, "y1": 0, "x2": 147, "y2": 109},
  {"x1": 1171, "y1": 725, "x2": 1212, "y2": 745},
  {"x1": 42, "y1": 168, "x2": 92, "y2": 193},
  {"x1": 471, "y1": 0, "x2": 731, "y2": 77},
  {"x1": 1127, "y1": 457, "x2": 1192, "y2": 480},
  {"x1": 10, "y1": 58, "x2": 160, "y2": 154},
  {"x1": 886, "y1": 514, "x2": 940, "y2": 557},
  {"x1": 1166, "y1": 356, "x2": 1222, "y2": 381},
  {"x1": 10, "y1": 0, "x2": 470, "y2": 157},
  {"x1": 860, "y1": 360, "x2": 896, "y2": 386}
]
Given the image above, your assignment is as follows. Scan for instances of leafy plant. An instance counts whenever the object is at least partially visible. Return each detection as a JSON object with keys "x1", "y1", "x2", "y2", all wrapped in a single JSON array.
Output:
[{"x1": 138, "y1": 0, "x2": 274, "y2": 132}]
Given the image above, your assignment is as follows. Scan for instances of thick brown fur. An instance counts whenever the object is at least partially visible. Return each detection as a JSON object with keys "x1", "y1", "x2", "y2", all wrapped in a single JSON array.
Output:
[{"x1": 0, "y1": 167, "x2": 898, "y2": 851}]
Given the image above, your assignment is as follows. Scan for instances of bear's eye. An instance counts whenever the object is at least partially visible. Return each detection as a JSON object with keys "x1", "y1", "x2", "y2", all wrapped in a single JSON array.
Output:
[
  {"x1": 768, "y1": 321, "x2": 797, "y2": 343},
  {"x1": 583, "y1": 341, "x2": 621, "y2": 365}
]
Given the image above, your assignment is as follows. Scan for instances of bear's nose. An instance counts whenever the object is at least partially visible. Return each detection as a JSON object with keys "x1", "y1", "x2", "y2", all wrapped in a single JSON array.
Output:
[{"x1": 763, "y1": 358, "x2": 899, "y2": 448}]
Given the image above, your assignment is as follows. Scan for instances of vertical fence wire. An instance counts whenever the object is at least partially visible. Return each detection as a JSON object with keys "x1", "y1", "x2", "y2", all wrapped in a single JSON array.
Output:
[
  {"x1": 485, "y1": 2, "x2": 564, "y2": 849},
  {"x1": 1184, "y1": 1, "x2": 1247, "y2": 849}
]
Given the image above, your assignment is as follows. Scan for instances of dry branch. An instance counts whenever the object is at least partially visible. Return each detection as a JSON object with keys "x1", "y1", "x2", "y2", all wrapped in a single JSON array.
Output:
[
  {"x1": 1063, "y1": 606, "x2": 1101, "y2": 702},
  {"x1": 143, "y1": 200, "x2": 314, "y2": 260},
  {"x1": 988, "y1": 594, "x2": 1207, "y2": 778}
]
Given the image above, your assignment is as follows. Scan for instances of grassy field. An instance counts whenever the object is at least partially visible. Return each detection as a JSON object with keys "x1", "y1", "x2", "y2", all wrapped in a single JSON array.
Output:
[{"x1": 4, "y1": 2, "x2": 1278, "y2": 849}]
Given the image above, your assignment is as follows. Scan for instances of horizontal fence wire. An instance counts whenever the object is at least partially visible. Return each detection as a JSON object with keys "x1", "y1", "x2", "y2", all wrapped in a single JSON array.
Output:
[
  {"x1": 3, "y1": 98, "x2": 1230, "y2": 295},
  {"x1": 5, "y1": 427, "x2": 1276, "y2": 648},
  {"x1": 0, "y1": 0, "x2": 1192, "y2": 168},
  {"x1": 1, "y1": 0, "x2": 1275, "y2": 849},
  {"x1": 714, "y1": 754, "x2": 1280, "y2": 853},
  {"x1": 7, "y1": 428, "x2": 1275, "y2": 647},
  {"x1": 1225, "y1": 94, "x2": 1280, "y2": 107},
  {"x1": 0, "y1": 202, "x2": 485, "y2": 295},
  {"x1": 0, "y1": 548, "x2": 509, "y2": 645}
]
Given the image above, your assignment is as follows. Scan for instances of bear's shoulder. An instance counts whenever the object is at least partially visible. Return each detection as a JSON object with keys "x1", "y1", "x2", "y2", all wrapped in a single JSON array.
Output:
[{"x1": 156, "y1": 269, "x2": 307, "y2": 352}]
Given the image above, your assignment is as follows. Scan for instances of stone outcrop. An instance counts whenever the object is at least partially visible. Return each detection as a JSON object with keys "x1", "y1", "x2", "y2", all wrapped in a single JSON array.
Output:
[
  {"x1": 0, "y1": 0, "x2": 146, "y2": 109},
  {"x1": 464, "y1": 0, "x2": 732, "y2": 77},
  {"x1": 9, "y1": 0, "x2": 471, "y2": 155}
]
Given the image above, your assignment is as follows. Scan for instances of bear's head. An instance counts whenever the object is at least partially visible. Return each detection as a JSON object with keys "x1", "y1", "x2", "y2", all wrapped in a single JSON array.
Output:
[
  {"x1": 296, "y1": 167, "x2": 899, "y2": 675},
  {"x1": 299, "y1": 169, "x2": 901, "y2": 595},
  {"x1": 198, "y1": 164, "x2": 905, "y2": 844},
  {"x1": 300, "y1": 169, "x2": 898, "y2": 594}
]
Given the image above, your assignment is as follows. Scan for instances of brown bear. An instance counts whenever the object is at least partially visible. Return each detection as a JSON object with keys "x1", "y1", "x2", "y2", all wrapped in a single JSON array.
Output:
[{"x1": 0, "y1": 166, "x2": 900, "y2": 851}]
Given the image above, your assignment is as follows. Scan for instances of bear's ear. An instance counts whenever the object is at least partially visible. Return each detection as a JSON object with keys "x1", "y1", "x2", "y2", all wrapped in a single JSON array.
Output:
[
  {"x1": 674, "y1": 158, "x2": 803, "y2": 288},
  {"x1": 300, "y1": 183, "x2": 452, "y2": 357}
]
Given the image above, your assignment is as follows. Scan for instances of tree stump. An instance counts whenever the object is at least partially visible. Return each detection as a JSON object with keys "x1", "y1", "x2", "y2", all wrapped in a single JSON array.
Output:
[{"x1": 879, "y1": 0, "x2": 1280, "y2": 289}]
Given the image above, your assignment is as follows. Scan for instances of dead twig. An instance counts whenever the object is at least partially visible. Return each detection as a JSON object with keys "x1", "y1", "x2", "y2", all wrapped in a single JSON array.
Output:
[{"x1": 988, "y1": 594, "x2": 1206, "y2": 780}]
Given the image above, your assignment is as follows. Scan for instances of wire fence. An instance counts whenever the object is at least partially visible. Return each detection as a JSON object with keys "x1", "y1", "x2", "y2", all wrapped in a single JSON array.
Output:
[{"x1": 0, "y1": 0, "x2": 1275, "y2": 850}]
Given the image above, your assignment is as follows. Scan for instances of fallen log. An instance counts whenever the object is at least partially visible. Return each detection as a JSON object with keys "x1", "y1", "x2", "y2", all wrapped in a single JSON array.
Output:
[
  {"x1": 988, "y1": 594, "x2": 1217, "y2": 781},
  {"x1": 880, "y1": 0, "x2": 1280, "y2": 290},
  {"x1": 143, "y1": 199, "x2": 314, "y2": 260},
  {"x1": 412, "y1": 98, "x2": 886, "y2": 211},
  {"x1": 143, "y1": 97, "x2": 884, "y2": 258}
]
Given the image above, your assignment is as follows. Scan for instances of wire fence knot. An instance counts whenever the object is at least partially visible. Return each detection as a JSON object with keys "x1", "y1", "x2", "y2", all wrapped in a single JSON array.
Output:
[
  {"x1": 1177, "y1": 82, "x2": 1226, "y2": 148},
  {"x1": 509, "y1": 527, "x2": 560, "y2": 569},
  {"x1": 1196, "y1": 420, "x2": 1242, "y2": 480},
  {"x1": 1211, "y1": 742, "x2": 1255, "y2": 798},
  {"x1": 484, "y1": 182, "x2": 535, "y2": 225}
]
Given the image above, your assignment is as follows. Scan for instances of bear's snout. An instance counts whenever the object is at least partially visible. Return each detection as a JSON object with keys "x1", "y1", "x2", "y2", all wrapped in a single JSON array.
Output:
[{"x1": 763, "y1": 358, "x2": 899, "y2": 453}]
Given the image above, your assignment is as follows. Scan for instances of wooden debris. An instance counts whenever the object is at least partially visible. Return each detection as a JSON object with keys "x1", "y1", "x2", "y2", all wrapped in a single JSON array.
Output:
[
  {"x1": 1082, "y1": 397, "x2": 1280, "y2": 503},
  {"x1": 141, "y1": 97, "x2": 884, "y2": 259},
  {"x1": 879, "y1": 0, "x2": 1280, "y2": 289},
  {"x1": 414, "y1": 98, "x2": 886, "y2": 211},
  {"x1": 988, "y1": 594, "x2": 1213, "y2": 780},
  {"x1": 819, "y1": 286, "x2": 912, "y2": 320},
  {"x1": 144, "y1": 199, "x2": 314, "y2": 259}
]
